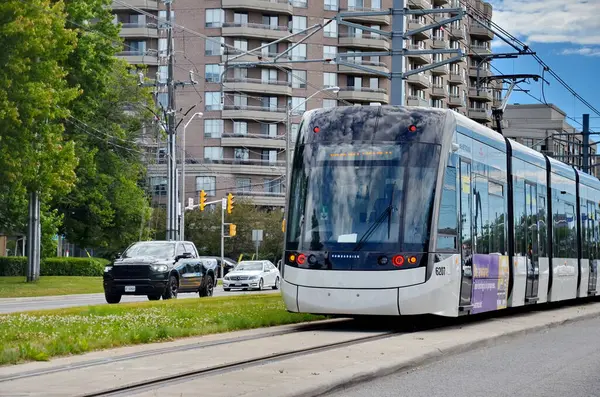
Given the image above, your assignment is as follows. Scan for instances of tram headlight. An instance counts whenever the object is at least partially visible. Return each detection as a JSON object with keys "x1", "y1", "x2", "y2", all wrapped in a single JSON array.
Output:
[{"x1": 377, "y1": 256, "x2": 389, "y2": 266}]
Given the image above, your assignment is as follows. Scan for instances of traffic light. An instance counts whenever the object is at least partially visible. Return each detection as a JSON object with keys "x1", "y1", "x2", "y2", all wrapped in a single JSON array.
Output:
[
  {"x1": 227, "y1": 193, "x2": 234, "y2": 214},
  {"x1": 229, "y1": 224, "x2": 237, "y2": 237},
  {"x1": 199, "y1": 190, "x2": 207, "y2": 211}
]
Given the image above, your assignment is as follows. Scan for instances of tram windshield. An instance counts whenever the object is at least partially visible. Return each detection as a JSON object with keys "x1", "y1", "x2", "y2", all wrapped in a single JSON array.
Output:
[{"x1": 286, "y1": 142, "x2": 441, "y2": 252}]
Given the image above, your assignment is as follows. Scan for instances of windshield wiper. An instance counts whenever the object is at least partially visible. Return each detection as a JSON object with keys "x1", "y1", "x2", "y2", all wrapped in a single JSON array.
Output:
[{"x1": 352, "y1": 185, "x2": 395, "y2": 252}]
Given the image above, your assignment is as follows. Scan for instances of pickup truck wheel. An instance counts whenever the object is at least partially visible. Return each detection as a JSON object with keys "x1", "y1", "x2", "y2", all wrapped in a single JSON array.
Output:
[
  {"x1": 147, "y1": 294, "x2": 161, "y2": 301},
  {"x1": 199, "y1": 275, "x2": 214, "y2": 297},
  {"x1": 163, "y1": 275, "x2": 178, "y2": 300},
  {"x1": 105, "y1": 293, "x2": 121, "y2": 304}
]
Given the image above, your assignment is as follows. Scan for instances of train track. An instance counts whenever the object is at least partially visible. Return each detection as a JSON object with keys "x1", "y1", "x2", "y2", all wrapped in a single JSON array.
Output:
[
  {"x1": 79, "y1": 331, "x2": 399, "y2": 397},
  {"x1": 0, "y1": 318, "x2": 351, "y2": 383}
]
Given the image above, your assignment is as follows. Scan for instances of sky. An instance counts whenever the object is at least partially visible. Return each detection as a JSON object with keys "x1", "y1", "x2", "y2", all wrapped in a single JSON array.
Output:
[{"x1": 487, "y1": 0, "x2": 600, "y2": 133}]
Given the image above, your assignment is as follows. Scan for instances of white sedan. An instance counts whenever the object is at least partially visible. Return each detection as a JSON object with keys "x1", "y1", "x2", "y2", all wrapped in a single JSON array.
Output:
[{"x1": 222, "y1": 260, "x2": 280, "y2": 291}]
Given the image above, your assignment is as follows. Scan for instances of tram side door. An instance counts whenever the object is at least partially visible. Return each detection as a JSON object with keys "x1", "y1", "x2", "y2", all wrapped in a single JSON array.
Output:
[
  {"x1": 588, "y1": 203, "x2": 598, "y2": 294},
  {"x1": 524, "y1": 182, "x2": 540, "y2": 302},
  {"x1": 459, "y1": 159, "x2": 474, "y2": 311}
]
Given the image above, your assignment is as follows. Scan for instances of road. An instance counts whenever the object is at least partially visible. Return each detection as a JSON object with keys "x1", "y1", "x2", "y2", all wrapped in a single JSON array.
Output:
[
  {"x1": 326, "y1": 315, "x2": 600, "y2": 397},
  {"x1": 0, "y1": 286, "x2": 279, "y2": 314}
]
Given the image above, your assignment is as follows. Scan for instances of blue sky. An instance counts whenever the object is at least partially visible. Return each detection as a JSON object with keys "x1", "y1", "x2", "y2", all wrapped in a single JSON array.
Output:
[{"x1": 488, "y1": 0, "x2": 600, "y2": 133}]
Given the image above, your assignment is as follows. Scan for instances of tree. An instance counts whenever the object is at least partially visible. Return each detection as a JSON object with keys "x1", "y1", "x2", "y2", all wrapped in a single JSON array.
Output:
[
  {"x1": 0, "y1": 0, "x2": 80, "y2": 264},
  {"x1": 52, "y1": 0, "x2": 156, "y2": 250}
]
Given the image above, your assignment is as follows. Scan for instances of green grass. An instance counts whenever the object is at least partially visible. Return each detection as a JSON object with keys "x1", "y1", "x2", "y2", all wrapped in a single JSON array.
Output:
[
  {"x1": 0, "y1": 277, "x2": 223, "y2": 298},
  {"x1": 0, "y1": 277, "x2": 104, "y2": 298},
  {"x1": 0, "y1": 294, "x2": 325, "y2": 365}
]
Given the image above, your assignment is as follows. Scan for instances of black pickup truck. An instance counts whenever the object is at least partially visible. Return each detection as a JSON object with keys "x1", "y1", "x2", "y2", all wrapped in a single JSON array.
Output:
[{"x1": 102, "y1": 240, "x2": 218, "y2": 304}]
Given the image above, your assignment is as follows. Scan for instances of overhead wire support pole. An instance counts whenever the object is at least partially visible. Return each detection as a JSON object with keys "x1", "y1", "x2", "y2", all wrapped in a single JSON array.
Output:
[
  {"x1": 164, "y1": 0, "x2": 176, "y2": 241},
  {"x1": 583, "y1": 114, "x2": 590, "y2": 173}
]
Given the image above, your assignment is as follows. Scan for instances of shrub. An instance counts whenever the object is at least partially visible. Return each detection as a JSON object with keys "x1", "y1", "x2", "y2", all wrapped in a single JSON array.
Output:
[{"x1": 0, "y1": 257, "x2": 110, "y2": 277}]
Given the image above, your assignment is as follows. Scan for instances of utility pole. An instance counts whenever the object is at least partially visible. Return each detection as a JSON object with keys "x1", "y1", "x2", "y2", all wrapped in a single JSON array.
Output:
[
  {"x1": 390, "y1": 0, "x2": 405, "y2": 105},
  {"x1": 165, "y1": 0, "x2": 177, "y2": 241},
  {"x1": 221, "y1": 197, "x2": 225, "y2": 278},
  {"x1": 583, "y1": 114, "x2": 590, "y2": 173}
]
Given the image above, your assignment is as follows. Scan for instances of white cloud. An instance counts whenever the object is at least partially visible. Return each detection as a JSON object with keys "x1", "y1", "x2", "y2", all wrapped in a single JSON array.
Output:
[
  {"x1": 560, "y1": 47, "x2": 600, "y2": 57},
  {"x1": 488, "y1": 0, "x2": 600, "y2": 46}
]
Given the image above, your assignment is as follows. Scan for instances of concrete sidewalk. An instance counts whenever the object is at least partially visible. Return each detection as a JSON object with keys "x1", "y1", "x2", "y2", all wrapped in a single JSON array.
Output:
[{"x1": 1, "y1": 301, "x2": 599, "y2": 397}]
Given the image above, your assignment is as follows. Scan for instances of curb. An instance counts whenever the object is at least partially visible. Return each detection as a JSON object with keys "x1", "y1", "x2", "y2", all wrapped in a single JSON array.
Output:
[{"x1": 287, "y1": 305, "x2": 600, "y2": 397}]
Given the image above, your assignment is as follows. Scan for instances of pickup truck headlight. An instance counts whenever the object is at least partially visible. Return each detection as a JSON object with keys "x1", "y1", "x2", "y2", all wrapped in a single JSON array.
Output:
[
  {"x1": 104, "y1": 266, "x2": 112, "y2": 272},
  {"x1": 151, "y1": 265, "x2": 168, "y2": 272}
]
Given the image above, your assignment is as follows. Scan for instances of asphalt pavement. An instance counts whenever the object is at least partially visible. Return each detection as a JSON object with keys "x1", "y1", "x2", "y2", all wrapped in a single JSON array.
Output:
[
  {"x1": 0, "y1": 286, "x2": 279, "y2": 314},
  {"x1": 326, "y1": 314, "x2": 600, "y2": 397}
]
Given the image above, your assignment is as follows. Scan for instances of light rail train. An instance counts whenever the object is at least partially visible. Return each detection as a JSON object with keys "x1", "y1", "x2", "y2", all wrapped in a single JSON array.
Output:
[{"x1": 281, "y1": 105, "x2": 599, "y2": 317}]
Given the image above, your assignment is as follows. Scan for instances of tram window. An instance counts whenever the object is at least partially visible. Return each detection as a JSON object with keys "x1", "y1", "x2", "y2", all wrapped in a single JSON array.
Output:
[
  {"x1": 489, "y1": 183, "x2": 505, "y2": 255},
  {"x1": 581, "y1": 202, "x2": 589, "y2": 260},
  {"x1": 473, "y1": 175, "x2": 489, "y2": 254},
  {"x1": 437, "y1": 166, "x2": 457, "y2": 251},
  {"x1": 513, "y1": 176, "x2": 526, "y2": 256},
  {"x1": 565, "y1": 203, "x2": 576, "y2": 258},
  {"x1": 538, "y1": 196, "x2": 547, "y2": 257}
]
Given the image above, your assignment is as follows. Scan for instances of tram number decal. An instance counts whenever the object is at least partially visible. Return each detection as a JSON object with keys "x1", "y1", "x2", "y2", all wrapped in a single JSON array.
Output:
[{"x1": 435, "y1": 267, "x2": 446, "y2": 276}]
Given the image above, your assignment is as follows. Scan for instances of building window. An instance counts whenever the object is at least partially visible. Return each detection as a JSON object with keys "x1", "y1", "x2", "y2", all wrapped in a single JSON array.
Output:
[
  {"x1": 234, "y1": 39, "x2": 248, "y2": 52},
  {"x1": 291, "y1": 123, "x2": 300, "y2": 141},
  {"x1": 196, "y1": 176, "x2": 216, "y2": 196},
  {"x1": 205, "y1": 64, "x2": 223, "y2": 83},
  {"x1": 323, "y1": 45, "x2": 337, "y2": 63},
  {"x1": 261, "y1": 123, "x2": 277, "y2": 137},
  {"x1": 234, "y1": 12, "x2": 248, "y2": 24},
  {"x1": 290, "y1": 43, "x2": 307, "y2": 60},
  {"x1": 158, "y1": 66, "x2": 168, "y2": 83},
  {"x1": 234, "y1": 94, "x2": 248, "y2": 107},
  {"x1": 233, "y1": 121, "x2": 247, "y2": 135},
  {"x1": 157, "y1": 93, "x2": 168, "y2": 109},
  {"x1": 262, "y1": 149, "x2": 278, "y2": 164},
  {"x1": 204, "y1": 92, "x2": 222, "y2": 110},
  {"x1": 372, "y1": 0, "x2": 381, "y2": 9},
  {"x1": 291, "y1": 97, "x2": 306, "y2": 115},
  {"x1": 324, "y1": 0, "x2": 338, "y2": 11},
  {"x1": 292, "y1": 0, "x2": 308, "y2": 9},
  {"x1": 323, "y1": 99, "x2": 337, "y2": 108},
  {"x1": 291, "y1": 70, "x2": 307, "y2": 88},
  {"x1": 205, "y1": 37, "x2": 224, "y2": 56},
  {"x1": 158, "y1": 38, "x2": 167, "y2": 57},
  {"x1": 324, "y1": 19, "x2": 337, "y2": 37},
  {"x1": 369, "y1": 77, "x2": 379, "y2": 89},
  {"x1": 234, "y1": 148, "x2": 249, "y2": 161},
  {"x1": 323, "y1": 72, "x2": 337, "y2": 88},
  {"x1": 205, "y1": 9, "x2": 224, "y2": 28},
  {"x1": 292, "y1": 16, "x2": 307, "y2": 33},
  {"x1": 151, "y1": 177, "x2": 167, "y2": 196},
  {"x1": 204, "y1": 147, "x2": 223, "y2": 161},
  {"x1": 158, "y1": 10, "x2": 174, "y2": 28},
  {"x1": 264, "y1": 178, "x2": 282, "y2": 194},
  {"x1": 204, "y1": 119, "x2": 223, "y2": 138},
  {"x1": 236, "y1": 178, "x2": 252, "y2": 193}
]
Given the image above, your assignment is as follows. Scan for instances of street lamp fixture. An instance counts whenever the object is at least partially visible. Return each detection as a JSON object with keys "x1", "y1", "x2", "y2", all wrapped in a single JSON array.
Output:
[{"x1": 180, "y1": 112, "x2": 203, "y2": 241}]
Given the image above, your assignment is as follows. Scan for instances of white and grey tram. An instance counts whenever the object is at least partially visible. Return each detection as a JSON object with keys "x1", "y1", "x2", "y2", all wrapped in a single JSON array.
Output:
[{"x1": 281, "y1": 105, "x2": 599, "y2": 317}]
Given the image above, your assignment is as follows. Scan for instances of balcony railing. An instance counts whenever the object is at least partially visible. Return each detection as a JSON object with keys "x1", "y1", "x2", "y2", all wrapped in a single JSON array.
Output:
[
  {"x1": 222, "y1": 132, "x2": 285, "y2": 140},
  {"x1": 223, "y1": 78, "x2": 291, "y2": 87},
  {"x1": 222, "y1": 22, "x2": 288, "y2": 32},
  {"x1": 223, "y1": 105, "x2": 287, "y2": 113}
]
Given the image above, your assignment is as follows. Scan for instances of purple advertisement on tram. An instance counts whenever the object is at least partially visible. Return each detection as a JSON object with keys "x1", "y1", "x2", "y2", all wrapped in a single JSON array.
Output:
[{"x1": 471, "y1": 254, "x2": 509, "y2": 314}]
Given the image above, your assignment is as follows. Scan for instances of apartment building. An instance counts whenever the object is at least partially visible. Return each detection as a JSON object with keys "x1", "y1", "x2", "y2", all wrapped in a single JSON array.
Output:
[
  {"x1": 110, "y1": 0, "x2": 499, "y2": 208},
  {"x1": 503, "y1": 104, "x2": 599, "y2": 178}
]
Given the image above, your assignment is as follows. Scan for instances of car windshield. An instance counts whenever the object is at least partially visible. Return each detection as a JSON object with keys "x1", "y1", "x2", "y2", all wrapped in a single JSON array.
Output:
[
  {"x1": 286, "y1": 142, "x2": 441, "y2": 252},
  {"x1": 122, "y1": 242, "x2": 176, "y2": 258},
  {"x1": 235, "y1": 263, "x2": 264, "y2": 271}
]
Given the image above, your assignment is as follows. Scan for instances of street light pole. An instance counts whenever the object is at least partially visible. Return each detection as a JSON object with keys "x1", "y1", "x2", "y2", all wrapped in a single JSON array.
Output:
[{"x1": 180, "y1": 112, "x2": 203, "y2": 241}]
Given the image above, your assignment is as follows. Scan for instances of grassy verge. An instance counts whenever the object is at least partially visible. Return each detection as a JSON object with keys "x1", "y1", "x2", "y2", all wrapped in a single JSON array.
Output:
[
  {"x1": 0, "y1": 294, "x2": 325, "y2": 365},
  {"x1": 0, "y1": 277, "x2": 223, "y2": 298},
  {"x1": 0, "y1": 277, "x2": 104, "y2": 298}
]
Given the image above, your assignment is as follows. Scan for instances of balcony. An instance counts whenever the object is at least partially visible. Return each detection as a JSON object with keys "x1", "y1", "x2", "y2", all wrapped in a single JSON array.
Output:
[
  {"x1": 468, "y1": 87, "x2": 493, "y2": 101},
  {"x1": 338, "y1": 60, "x2": 390, "y2": 76},
  {"x1": 448, "y1": 0, "x2": 467, "y2": 12},
  {"x1": 338, "y1": 87, "x2": 389, "y2": 103},
  {"x1": 223, "y1": 78, "x2": 292, "y2": 96},
  {"x1": 469, "y1": 66, "x2": 492, "y2": 78},
  {"x1": 407, "y1": 0, "x2": 432, "y2": 9},
  {"x1": 407, "y1": 96, "x2": 429, "y2": 107},
  {"x1": 448, "y1": 72, "x2": 465, "y2": 85},
  {"x1": 339, "y1": 33, "x2": 390, "y2": 51},
  {"x1": 407, "y1": 19, "x2": 431, "y2": 40},
  {"x1": 469, "y1": 45, "x2": 492, "y2": 57},
  {"x1": 222, "y1": 22, "x2": 289, "y2": 41},
  {"x1": 468, "y1": 108, "x2": 493, "y2": 122},
  {"x1": 221, "y1": 52, "x2": 292, "y2": 68},
  {"x1": 339, "y1": 7, "x2": 391, "y2": 25},
  {"x1": 431, "y1": 63, "x2": 449, "y2": 75},
  {"x1": 447, "y1": 26, "x2": 466, "y2": 40},
  {"x1": 234, "y1": 191, "x2": 286, "y2": 207},
  {"x1": 447, "y1": 94, "x2": 465, "y2": 107},
  {"x1": 119, "y1": 23, "x2": 159, "y2": 39},
  {"x1": 432, "y1": 37, "x2": 448, "y2": 49},
  {"x1": 222, "y1": 105, "x2": 286, "y2": 122},
  {"x1": 406, "y1": 45, "x2": 432, "y2": 64},
  {"x1": 112, "y1": 0, "x2": 158, "y2": 10},
  {"x1": 433, "y1": 0, "x2": 449, "y2": 5},
  {"x1": 469, "y1": 22, "x2": 494, "y2": 40},
  {"x1": 406, "y1": 73, "x2": 431, "y2": 89},
  {"x1": 221, "y1": 133, "x2": 286, "y2": 150},
  {"x1": 221, "y1": 0, "x2": 293, "y2": 15},
  {"x1": 431, "y1": 85, "x2": 447, "y2": 97},
  {"x1": 116, "y1": 51, "x2": 159, "y2": 66}
]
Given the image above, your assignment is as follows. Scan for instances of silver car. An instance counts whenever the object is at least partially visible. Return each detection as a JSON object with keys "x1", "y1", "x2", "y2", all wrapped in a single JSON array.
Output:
[{"x1": 222, "y1": 260, "x2": 281, "y2": 291}]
